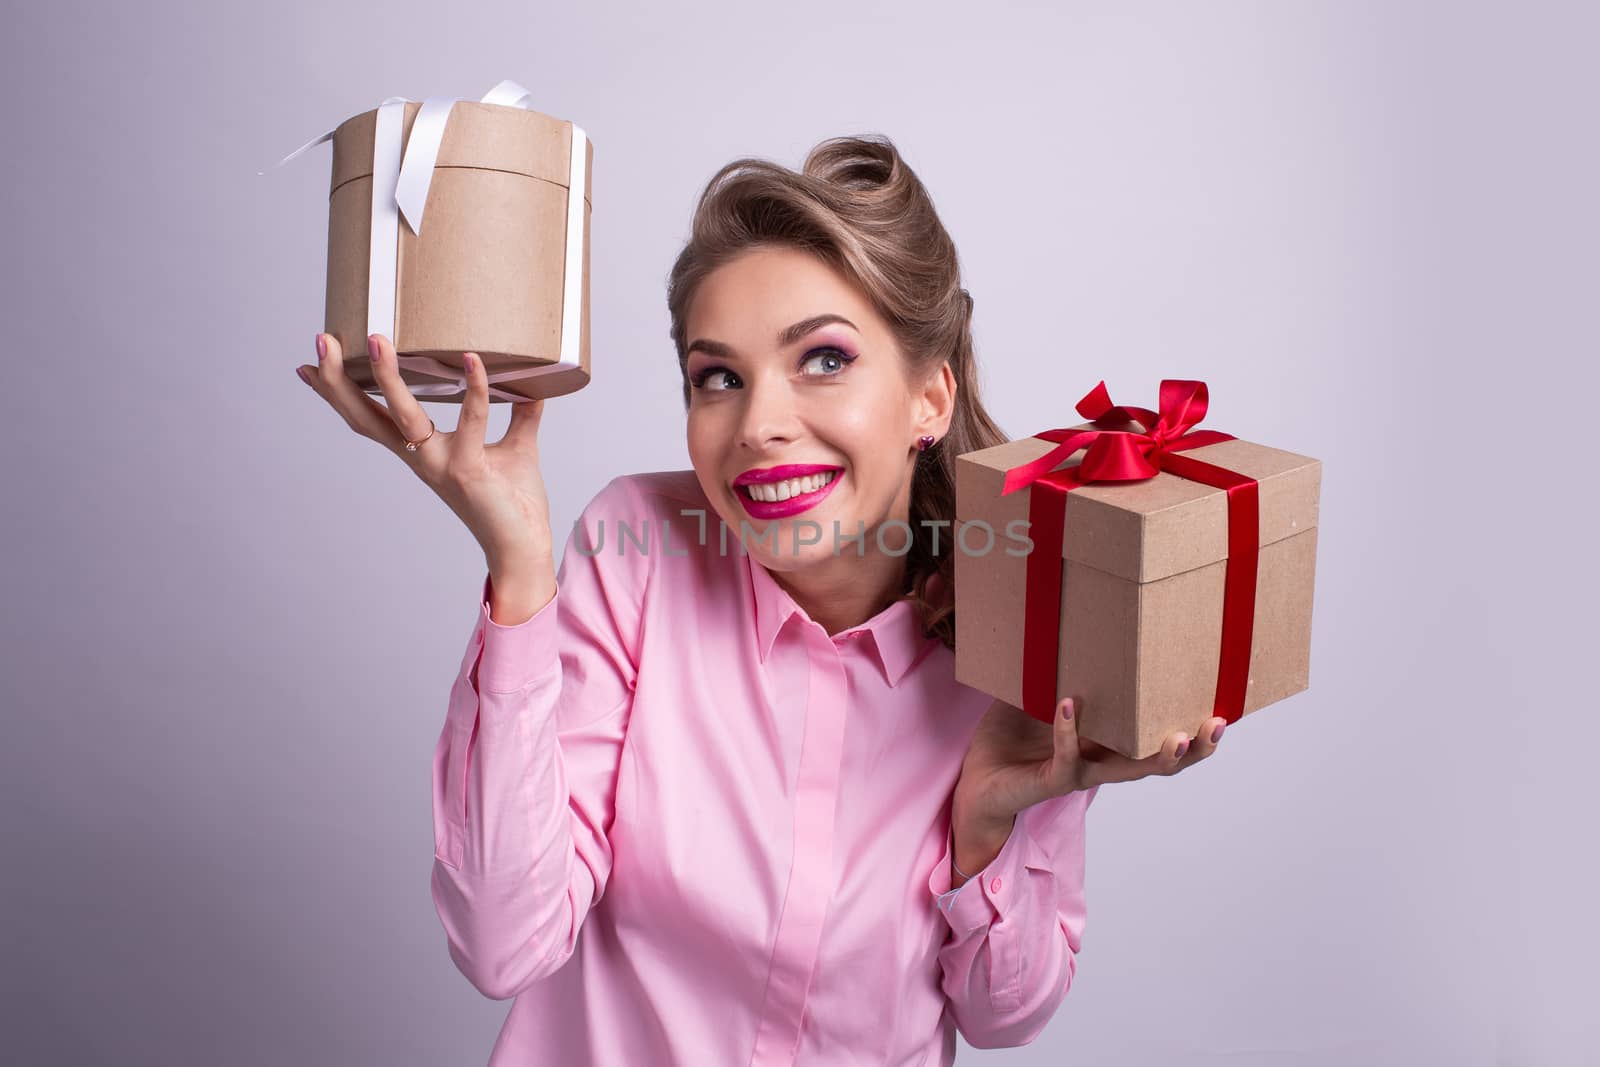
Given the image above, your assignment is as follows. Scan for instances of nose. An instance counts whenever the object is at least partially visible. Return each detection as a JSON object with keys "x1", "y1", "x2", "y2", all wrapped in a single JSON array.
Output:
[{"x1": 734, "y1": 376, "x2": 800, "y2": 452}]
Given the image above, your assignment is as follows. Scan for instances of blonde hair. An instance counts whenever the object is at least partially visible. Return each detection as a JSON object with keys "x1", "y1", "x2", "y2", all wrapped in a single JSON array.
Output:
[{"x1": 665, "y1": 133, "x2": 1007, "y2": 650}]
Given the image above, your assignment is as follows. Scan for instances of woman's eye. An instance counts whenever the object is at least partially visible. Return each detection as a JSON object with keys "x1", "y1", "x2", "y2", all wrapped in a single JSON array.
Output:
[
  {"x1": 800, "y1": 348, "x2": 853, "y2": 376},
  {"x1": 693, "y1": 368, "x2": 740, "y2": 391}
]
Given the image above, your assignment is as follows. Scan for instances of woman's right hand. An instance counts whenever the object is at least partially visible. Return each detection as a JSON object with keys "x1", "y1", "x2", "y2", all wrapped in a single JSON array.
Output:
[{"x1": 296, "y1": 332, "x2": 554, "y2": 578}]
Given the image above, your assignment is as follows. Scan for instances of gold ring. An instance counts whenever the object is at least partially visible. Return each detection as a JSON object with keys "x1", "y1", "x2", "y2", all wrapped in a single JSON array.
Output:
[{"x1": 404, "y1": 418, "x2": 437, "y2": 452}]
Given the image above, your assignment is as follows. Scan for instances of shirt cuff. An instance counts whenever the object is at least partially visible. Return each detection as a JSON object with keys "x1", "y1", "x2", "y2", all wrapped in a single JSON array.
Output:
[
  {"x1": 476, "y1": 571, "x2": 561, "y2": 694},
  {"x1": 935, "y1": 880, "x2": 971, "y2": 914},
  {"x1": 928, "y1": 797, "x2": 1065, "y2": 935}
]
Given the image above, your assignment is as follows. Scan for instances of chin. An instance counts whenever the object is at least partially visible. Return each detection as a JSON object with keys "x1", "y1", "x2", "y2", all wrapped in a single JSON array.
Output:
[
  {"x1": 724, "y1": 505, "x2": 852, "y2": 568},
  {"x1": 754, "y1": 537, "x2": 843, "y2": 572}
]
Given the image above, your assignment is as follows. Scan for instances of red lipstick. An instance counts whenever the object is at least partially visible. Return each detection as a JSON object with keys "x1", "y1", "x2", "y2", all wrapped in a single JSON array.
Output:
[{"x1": 733, "y1": 464, "x2": 844, "y2": 520}]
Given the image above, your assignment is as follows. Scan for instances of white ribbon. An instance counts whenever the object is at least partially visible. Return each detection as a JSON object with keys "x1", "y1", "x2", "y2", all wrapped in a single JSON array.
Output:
[{"x1": 262, "y1": 80, "x2": 588, "y2": 403}]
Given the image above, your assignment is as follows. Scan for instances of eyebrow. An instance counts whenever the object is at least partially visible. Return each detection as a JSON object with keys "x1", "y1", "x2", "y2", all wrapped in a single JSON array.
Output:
[{"x1": 686, "y1": 313, "x2": 859, "y2": 361}]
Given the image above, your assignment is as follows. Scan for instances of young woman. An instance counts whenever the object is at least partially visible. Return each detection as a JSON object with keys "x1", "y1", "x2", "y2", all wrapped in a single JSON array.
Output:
[{"x1": 297, "y1": 134, "x2": 1224, "y2": 1066}]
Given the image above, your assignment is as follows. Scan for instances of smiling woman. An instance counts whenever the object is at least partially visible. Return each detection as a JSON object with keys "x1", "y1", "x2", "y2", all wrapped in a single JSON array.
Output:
[{"x1": 417, "y1": 135, "x2": 1109, "y2": 1067}]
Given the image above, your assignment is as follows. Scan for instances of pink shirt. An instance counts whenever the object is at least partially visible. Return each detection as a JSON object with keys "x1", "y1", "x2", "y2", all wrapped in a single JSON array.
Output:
[{"x1": 430, "y1": 471, "x2": 1099, "y2": 1065}]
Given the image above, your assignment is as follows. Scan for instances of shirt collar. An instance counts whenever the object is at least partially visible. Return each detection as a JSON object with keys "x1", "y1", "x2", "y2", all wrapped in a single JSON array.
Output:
[{"x1": 746, "y1": 552, "x2": 939, "y2": 688}]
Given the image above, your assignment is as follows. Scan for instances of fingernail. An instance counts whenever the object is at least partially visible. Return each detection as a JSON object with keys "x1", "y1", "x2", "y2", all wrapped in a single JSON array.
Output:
[
  {"x1": 296, "y1": 367, "x2": 311, "y2": 385},
  {"x1": 368, "y1": 335, "x2": 380, "y2": 362},
  {"x1": 315, "y1": 333, "x2": 326, "y2": 361},
  {"x1": 1175, "y1": 738, "x2": 1190, "y2": 758},
  {"x1": 464, "y1": 352, "x2": 476, "y2": 370},
  {"x1": 1210, "y1": 722, "x2": 1225, "y2": 743}
]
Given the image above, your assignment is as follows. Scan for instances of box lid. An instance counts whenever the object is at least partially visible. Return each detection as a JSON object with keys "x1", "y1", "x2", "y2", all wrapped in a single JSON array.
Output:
[
  {"x1": 329, "y1": 100, "x2": 589, "y2": 202},
  {"x1": 954, "y1": 421, "x2": 1321, "y2": 584}
]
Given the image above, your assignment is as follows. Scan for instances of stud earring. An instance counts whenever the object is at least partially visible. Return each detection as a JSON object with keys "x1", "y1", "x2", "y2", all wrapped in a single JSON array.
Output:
[{"x1": 917, "y1": 434, "x2": 936, "y2": 452}]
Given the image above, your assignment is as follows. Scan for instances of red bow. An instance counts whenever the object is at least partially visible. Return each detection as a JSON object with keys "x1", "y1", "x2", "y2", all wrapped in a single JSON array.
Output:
[{"x1": 1001, "y1": 379, "x2": 1237, "y2": 494}]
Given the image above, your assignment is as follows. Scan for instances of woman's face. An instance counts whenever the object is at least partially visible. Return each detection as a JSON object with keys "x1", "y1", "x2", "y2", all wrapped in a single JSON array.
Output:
[{"x1": 684, "y1": 244, "x2": 951, "y2": 573}]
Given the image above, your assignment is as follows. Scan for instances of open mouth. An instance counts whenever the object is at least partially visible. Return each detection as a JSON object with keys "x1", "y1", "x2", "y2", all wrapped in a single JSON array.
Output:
[{"x1": 737, "y1": 469, "x2": 841, "y2": 502}]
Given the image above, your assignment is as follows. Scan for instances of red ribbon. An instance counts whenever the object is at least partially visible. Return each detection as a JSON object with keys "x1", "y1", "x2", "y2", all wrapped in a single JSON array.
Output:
[{"x1": 1001, "y1": 379, "x2": 1262, "y2": 727}]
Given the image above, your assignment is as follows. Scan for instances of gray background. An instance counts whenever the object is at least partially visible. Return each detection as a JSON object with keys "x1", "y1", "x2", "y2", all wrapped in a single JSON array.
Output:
[{"x1": 3, "y1": 1, "x2": 1593, "y2": 1064}]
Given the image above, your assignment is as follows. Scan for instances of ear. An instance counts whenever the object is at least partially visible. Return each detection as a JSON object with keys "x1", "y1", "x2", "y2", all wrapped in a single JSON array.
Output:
[{"x1": 915, "y1": 360, "x2": 957, "y2": 439}]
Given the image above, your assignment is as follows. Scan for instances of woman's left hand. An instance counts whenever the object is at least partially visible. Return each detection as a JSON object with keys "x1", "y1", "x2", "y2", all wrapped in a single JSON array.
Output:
[{"x1": 955, "y1": 696, "x2": 1227, "y2": 823}]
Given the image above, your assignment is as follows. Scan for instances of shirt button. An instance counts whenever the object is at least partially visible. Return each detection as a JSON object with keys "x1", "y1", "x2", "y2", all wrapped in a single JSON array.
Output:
[{"x1": 990, "y1": 877, "x2": 1002, "y2": 893}]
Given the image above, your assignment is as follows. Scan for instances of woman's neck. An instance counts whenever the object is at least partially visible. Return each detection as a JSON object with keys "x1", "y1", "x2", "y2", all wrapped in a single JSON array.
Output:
[{"x1": 768, "y1": 549, "x2": 908, "y2": 637}]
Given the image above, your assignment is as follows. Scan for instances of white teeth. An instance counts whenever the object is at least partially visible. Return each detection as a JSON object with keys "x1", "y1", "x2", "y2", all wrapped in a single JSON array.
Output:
[{"x1": 743, "y1": 470, "x2": 838, "y2": 502}]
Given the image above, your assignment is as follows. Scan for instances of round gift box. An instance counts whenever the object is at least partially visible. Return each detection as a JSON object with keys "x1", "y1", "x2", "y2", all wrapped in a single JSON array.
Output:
[{"x1": 324, "y1": 100, "x2": 592, "y2": 403}]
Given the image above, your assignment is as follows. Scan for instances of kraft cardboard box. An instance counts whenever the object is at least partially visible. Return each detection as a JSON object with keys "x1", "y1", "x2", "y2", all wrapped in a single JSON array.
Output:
[
  {"x1": 954, "y1": 426, "x2": 1321, "y2": 760},
  {"x1": 324, "y1": 100, "x2": 593, "y2": 403}
]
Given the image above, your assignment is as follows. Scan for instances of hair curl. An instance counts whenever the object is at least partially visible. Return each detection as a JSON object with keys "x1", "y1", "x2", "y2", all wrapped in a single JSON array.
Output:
[{"x1": 665, "y1": 134, "x2": 1007, "y2": 651}]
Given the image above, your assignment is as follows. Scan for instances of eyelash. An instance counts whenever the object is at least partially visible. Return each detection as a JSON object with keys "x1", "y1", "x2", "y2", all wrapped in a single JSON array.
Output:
[{"x1": 690, "y1": 346, "x2": 857, "y2": 391}]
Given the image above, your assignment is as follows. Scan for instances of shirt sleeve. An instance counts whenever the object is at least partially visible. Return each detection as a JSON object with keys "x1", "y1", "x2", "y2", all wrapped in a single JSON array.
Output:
[
  {"x1": 925, "y1": 784, "x2": 1101, "y2": 1048},
  {"x1": 430, "y1": 476, "x2": 650, "y2": 1001}
]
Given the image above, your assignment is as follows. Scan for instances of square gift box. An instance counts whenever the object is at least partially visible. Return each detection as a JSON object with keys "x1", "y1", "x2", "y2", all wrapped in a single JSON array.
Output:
[{"x1": 953, "y1": 381, "x2": 1322, "y2": 760}]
